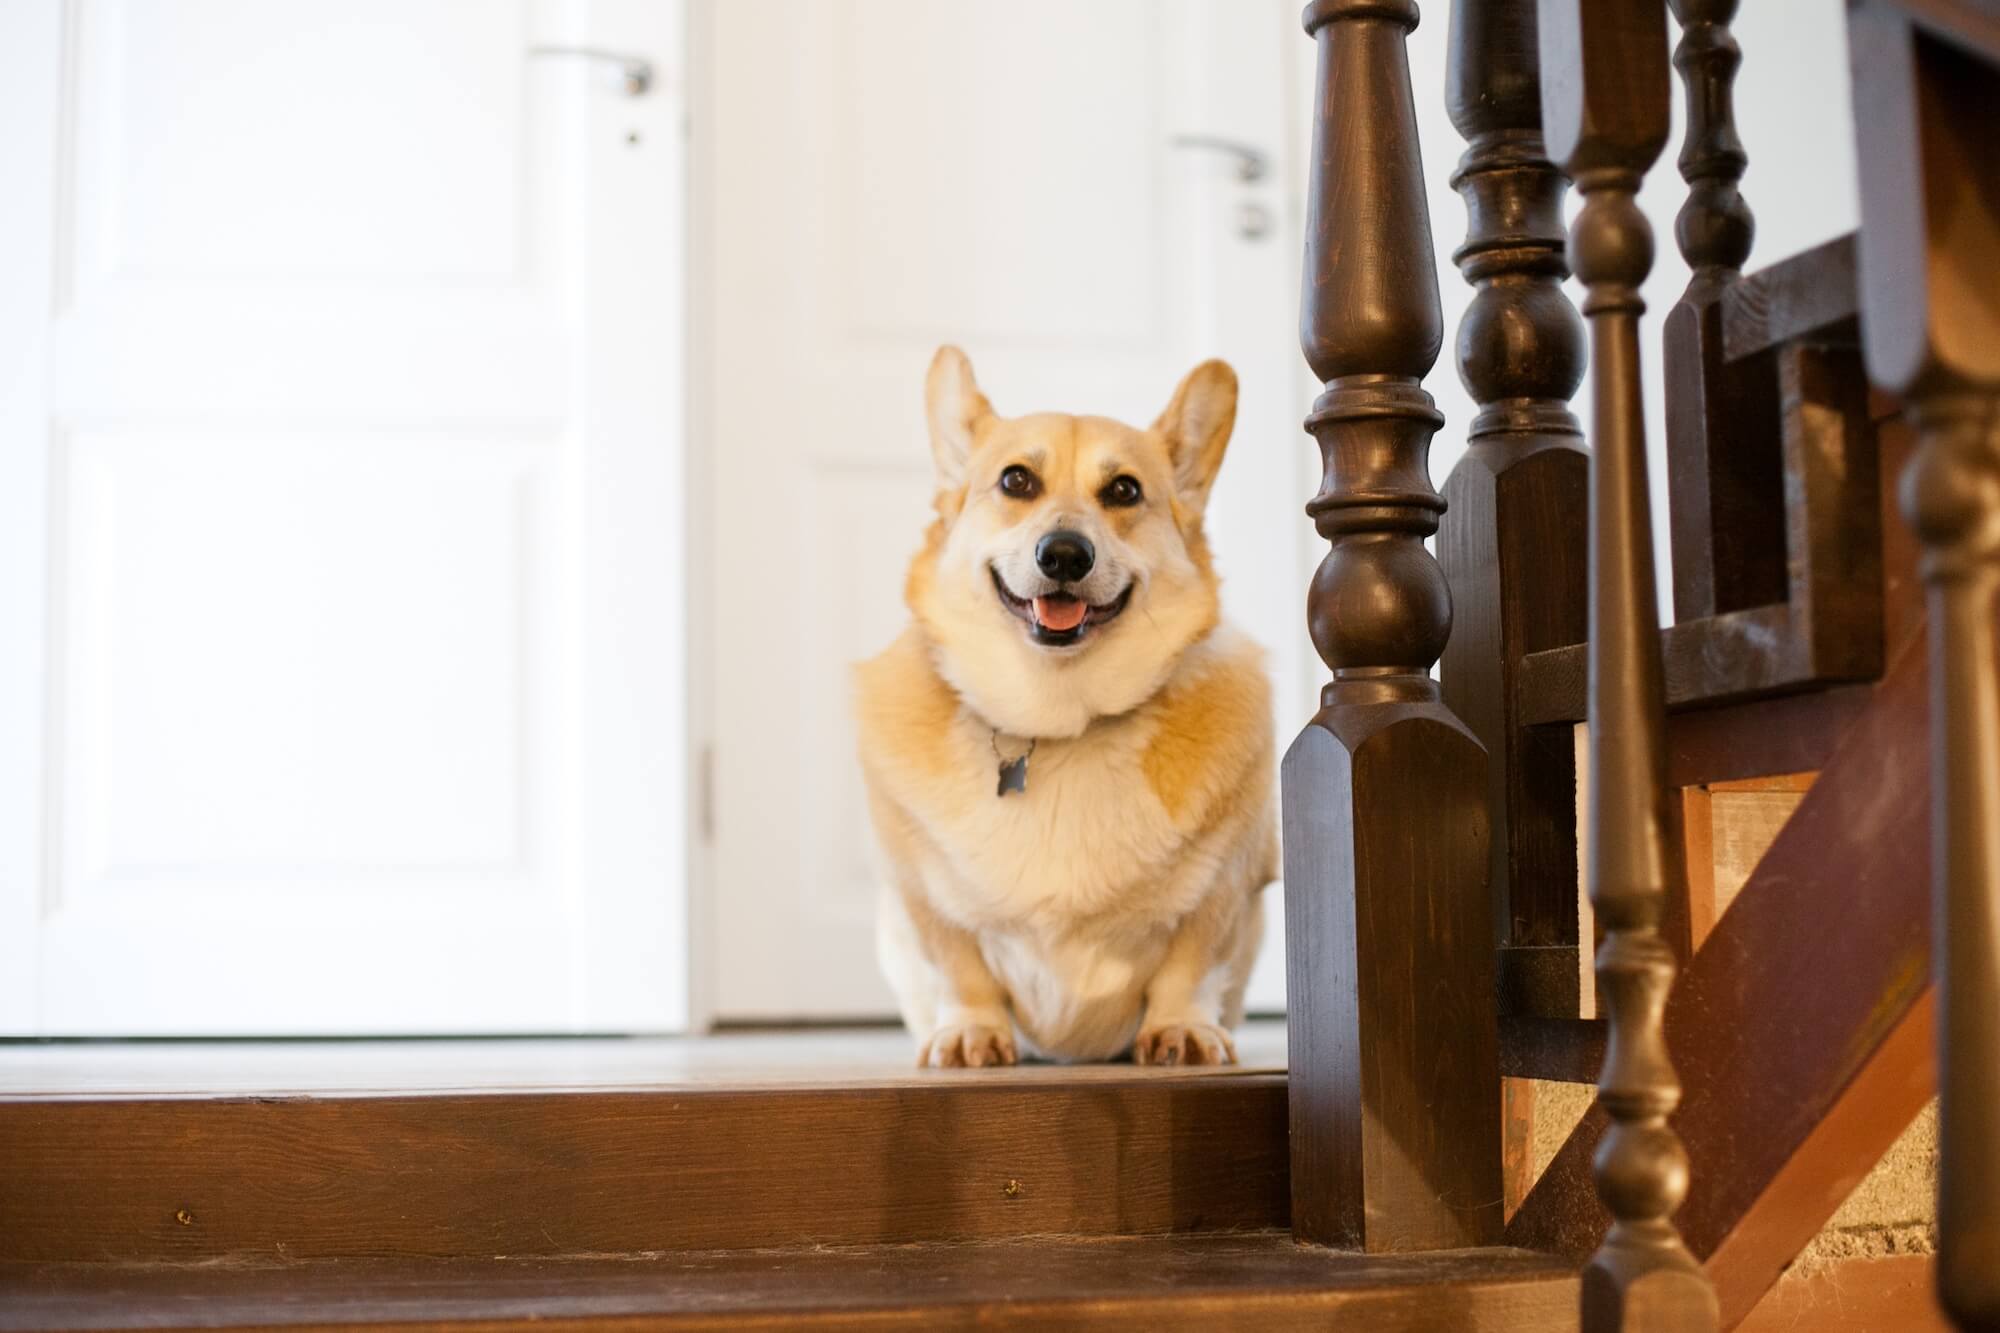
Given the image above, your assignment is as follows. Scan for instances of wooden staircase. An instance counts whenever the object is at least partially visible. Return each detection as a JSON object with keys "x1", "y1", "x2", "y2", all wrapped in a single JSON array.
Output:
[
  {"x1": 6, "y1": 0, "x2": 2000, "y2": 1329},
  {"x1": 0, "y1": 1063, "x2": 1577, "y2": 1330}
]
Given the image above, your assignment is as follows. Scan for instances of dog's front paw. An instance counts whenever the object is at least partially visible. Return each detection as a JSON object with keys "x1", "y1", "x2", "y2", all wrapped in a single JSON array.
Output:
[
  {"x1": 1135, "y1": 1022, "x2": 1237, "y2": 1067},
  {"x1": 919, "y1": 1023, "x2": 1018, "y2": 1069}
]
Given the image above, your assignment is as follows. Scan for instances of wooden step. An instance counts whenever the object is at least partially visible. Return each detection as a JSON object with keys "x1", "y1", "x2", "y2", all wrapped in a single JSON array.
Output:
[
  {"x1": 0, "y1": 1068, "x2": 1287, "y2": 1263},
  {"x1": 0, "y1": 1235, "x2": 1578, "y2": 1331}
]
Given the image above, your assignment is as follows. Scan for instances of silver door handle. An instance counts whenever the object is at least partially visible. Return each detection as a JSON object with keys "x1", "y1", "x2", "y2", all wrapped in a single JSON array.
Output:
[
  {"x1": 527, "y1": 45, "x2": 653, "y2": 97},
  {"x1": 1170, "y1": 135, "x2": 1269, "y2": 184}
]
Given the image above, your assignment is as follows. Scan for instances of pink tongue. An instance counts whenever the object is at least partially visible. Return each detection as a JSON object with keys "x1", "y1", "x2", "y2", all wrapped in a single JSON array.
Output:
[{"x1": 1034, "y1": 595, "x2": 1088, "y2": 632}]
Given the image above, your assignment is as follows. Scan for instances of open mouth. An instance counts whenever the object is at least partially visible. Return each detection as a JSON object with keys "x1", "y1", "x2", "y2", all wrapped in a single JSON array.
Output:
[{"x1": 990, "y1": 567, "x2": 1133, "y2": 647}]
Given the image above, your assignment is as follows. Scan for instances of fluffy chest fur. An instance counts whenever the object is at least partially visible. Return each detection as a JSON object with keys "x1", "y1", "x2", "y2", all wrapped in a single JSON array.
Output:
[{"x1": 858, "y1": 625, "x2": 1268, "y2": 923}]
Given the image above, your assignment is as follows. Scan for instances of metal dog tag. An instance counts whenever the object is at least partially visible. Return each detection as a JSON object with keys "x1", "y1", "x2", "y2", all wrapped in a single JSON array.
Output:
[{"x1": 997, "y1": 754, "x2": 1029, "y2": 796}]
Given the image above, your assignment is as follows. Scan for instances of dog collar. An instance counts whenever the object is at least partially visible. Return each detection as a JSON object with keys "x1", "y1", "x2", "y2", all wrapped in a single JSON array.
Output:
[{"x1": 991, "y1": 731, "x2": 1036, "y2": 797}]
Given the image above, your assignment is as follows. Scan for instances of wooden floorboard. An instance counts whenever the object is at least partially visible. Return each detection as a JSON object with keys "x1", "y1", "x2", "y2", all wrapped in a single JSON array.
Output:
[
  {"x1": 0, "y1": 1236, "x2": 1579, "y2": 1332},
  {"x1": 0, "y1": 1075, "x2": 1289, "y2": 1263}
]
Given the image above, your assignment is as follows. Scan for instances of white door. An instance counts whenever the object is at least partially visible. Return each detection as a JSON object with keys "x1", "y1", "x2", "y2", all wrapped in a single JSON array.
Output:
[
  {"x1": 696, "y1": 0, "x2": 1317, "y2": 1021},
  {"x1": 0, "y1": 0, "x2": 689, "y2": 1036}
]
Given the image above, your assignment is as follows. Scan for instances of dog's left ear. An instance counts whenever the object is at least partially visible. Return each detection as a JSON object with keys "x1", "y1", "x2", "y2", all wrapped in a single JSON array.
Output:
[
  {"x1": 925, "y1": 345, "x2": 995, "y2": 492},
  {"x1": 1152, "y1": 359, "x2": 1238, "y2": 514}
]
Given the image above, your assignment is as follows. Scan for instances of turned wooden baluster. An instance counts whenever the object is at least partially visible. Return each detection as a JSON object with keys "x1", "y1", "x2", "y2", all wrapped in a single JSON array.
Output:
[
  {"x1": 1663, "y1": 0, "x2": 1786, "y2": 623},
  {"x1": 1436, "y1": 0, "x2": 1590, "y2": 1025},
  {"x1": 1849, "y1": 6, "x2": 2000, "y2": 1327},
  {"x1": 1669, "y1": 0, "x2": 1750, "y2": 296},
  {"x1": 1538, "y1": 0, "x2": 1719, "y2": 1327},
  {"x1": 1283, "y1": 0, "x2": 1500, "y2": 1252}
]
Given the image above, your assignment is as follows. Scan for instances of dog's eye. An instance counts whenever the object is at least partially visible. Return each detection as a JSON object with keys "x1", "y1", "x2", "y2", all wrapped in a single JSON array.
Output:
[
  {"x1": 1100, "y1": 475, "x2": 1144, "y2": 508},
  {"x1": 998, "y1": 465, "x2": 1041, "y2": 500}
]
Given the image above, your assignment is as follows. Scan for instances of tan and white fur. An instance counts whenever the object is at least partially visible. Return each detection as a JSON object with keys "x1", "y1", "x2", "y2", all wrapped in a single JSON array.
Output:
[{"x1": 854, "y1": 346, "x2": 1276, "y2": 1068}]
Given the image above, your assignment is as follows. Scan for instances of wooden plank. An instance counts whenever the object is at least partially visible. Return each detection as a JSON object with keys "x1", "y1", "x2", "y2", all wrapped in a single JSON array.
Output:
[
  {"x1": 1736, "y1": 1254, "x2": 1950, "y2": 1333},
  {"x1": 0, "y1": 1238, "x2": 1581, "y2": 1332},
  {"x1": 1519, "y1": 602, "x2": 1878, "y2": 727},
  {"x1": 1663, "y1": 684, "x2": 1873, "y2": 788},
  {"x1": 1720, "y1": 234, "x2": 1861, "y2": 363},
  {"x1": 1498, "y1": 1016, "x2": 1605, "y2": 1084},
  {"x1": 1890, "y1": 0, "x2": 2000, "y2": 58},
  {"x1": 1283, "y1": 0, "x2": 1500, "y2": 1254},
  {"x1": 1503, "y1": 1079, "x2": 1539, "y2": 1223},
  {"x1": 1437, "y1": 0, "x2": 1590, "y2": 994},
  {"x1": 1506, "y1": 632, "x2": 1935, "y2": 1326},
  {"x1": 1677, "y1": 786, "x2": 1715, "y2": 956},
  {"x1": 0, "y1": 1077, "x2": 1288, "y2": 1264}
]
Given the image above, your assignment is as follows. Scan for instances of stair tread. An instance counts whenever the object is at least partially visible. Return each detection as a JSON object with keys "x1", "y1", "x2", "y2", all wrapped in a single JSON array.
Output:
[
  {"x1": 1, "y1": 1076, "x2": 1290, "y2": 1263},
  {"x1": 0, "y1": 1235, "x2": 1579, "y2": 1331}
]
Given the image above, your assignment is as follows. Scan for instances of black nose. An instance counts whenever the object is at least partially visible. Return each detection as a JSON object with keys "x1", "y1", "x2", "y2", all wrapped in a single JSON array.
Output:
[{"x1": 1035, "y1": 530, "x2": 1095, "y2": 583}]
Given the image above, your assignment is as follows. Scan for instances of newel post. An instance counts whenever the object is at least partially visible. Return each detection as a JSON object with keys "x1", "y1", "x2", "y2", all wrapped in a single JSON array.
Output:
[
  {"x1": 1436, "y1": 0, "x2": 1590, "y2": 1019},
  {"x1": 1282, "y1": 0, "x2": 1501, "y2": 1252}
]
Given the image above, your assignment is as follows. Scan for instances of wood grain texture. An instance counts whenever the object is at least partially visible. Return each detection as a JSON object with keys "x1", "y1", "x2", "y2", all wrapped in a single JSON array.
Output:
[
  {"x1": 1285, "y1": 0, "x2": 1500, "y2": 1253},
  {"x1": 1507, "y1": 633, "x2": 1937, "y2": 1327},
  {"x1": 1662, "y1": 683, "x2": 1874, "y2": 788},
  {"x1": 1500, "y1": 1017, "x2": 1607, "y2": 1085},
  {"x1": 1720, "y1": 234, "x2": 1861, "y2": 362},
  {"x1": 0, "y1": 1077, "x2": 1288, "y2": 1264},
  {"x1": 1736, "y1": 1254, "x2": 1951, "y2": 1333},
  {"x1": 1542, "y1": 0, "x2": 1718, "y2": 1322},
  {"x1": 1282, "y1": 712, "x2": 1499, "y2": 1251},
  {"x1": 1663, "y1": 0, "x2": 1774, "y2": 625},
  {"x1": 1438, "y1": 0, "x2": 1590, "y2": 1002},
  {"x1": 1851, "y1": 8, "x2": 2000, "y2": 1325},
  {"x1": 0, "y1": 1238, "x2": 1581, "y2": 1333}
]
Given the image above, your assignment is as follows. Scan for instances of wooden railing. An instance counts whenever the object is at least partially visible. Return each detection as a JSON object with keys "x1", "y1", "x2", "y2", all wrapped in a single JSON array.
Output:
[
  {"x1": 1286, "y1": 0, "x2": 2000, "y2": 1329},
  {"x1": 1539, "y1": 0, "x2": 1716, "y2": 1325},
  {"x1": 1436, "y1": 0, "x2": 1590, "y2": 1028},
  {"x1": 1282, "y1": 0, "x2": 1500, "y2": 1253}
]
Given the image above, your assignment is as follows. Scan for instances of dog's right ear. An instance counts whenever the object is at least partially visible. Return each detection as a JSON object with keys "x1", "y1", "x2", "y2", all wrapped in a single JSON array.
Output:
[{"x1": 924, "y1": 346, "x2": 993, "y2": 491}]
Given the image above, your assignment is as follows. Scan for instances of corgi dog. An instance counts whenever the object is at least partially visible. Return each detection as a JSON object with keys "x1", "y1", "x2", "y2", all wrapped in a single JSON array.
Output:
[{"x1": 854, "y1": 346, "x2": 1277, "y2": 1067}]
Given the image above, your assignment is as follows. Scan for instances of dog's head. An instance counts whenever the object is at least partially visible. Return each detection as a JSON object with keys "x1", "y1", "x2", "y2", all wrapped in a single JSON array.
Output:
[{"x1": 905, "y1": 345, "x2": 1237, "y2": 738}]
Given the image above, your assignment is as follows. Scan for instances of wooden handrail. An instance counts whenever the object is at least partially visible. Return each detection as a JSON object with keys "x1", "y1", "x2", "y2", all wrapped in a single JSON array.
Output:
[
  {"x1": 1282, "y1": 0, "x2": 1500, "y2": 1252},
  {"x1": 1537, "y1": 0, "x2": 1719, "y2": 1326},
  {"x1": 1849, "y1": 4, "x2": 2000, "y2": 1326}
]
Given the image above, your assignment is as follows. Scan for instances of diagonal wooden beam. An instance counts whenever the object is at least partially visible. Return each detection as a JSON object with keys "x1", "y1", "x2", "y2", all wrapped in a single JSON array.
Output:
[{"x1": 1507, "y1": 630, "x2": 1936, "y2": 1328}]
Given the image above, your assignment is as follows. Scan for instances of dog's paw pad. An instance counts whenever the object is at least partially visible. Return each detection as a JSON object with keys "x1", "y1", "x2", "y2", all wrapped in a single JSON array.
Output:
[
  {"x1": 919, "y1": 1023, "x2": 1018, "y2": 1069},
  {"x1": 1135, "y1": 1023, "x2": 1237, "y2": 1067}
]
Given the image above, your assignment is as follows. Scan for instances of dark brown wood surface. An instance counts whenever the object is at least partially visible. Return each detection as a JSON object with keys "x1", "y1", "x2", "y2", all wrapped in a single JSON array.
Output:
[
  {"x1": 1507, "y1": 633, "x2": 1937, "y2": 1327},
  {"x1": 1499, "y1": 1016, "x2": 1606, "y2": 1084},
  {"x1": 1283, "y1": 0, "x2": 1500, "y2": 1253},
  {"x1": 1720, "y1": 234, "x2": 1861, "y2": 361},
  {"x1": 1540, "y1": 0, "x2": 1717, "y2": 1325},
  {"x1": 1661, "y1": 683, "x2": 1874, "y2": 788},
  {"x1": 1663, "y1": 0, "x2": 1781, "y2": 624},
  {"x1": 1851, "y1": 7, "x2": 2000, "y2": 1327},
  {"x1": 1437, "y1": 0, "x2": 1590, "y2": 1011},
  {"x1": 0, "y1": 1076, "x2": 1287, "y2": 1264},
  {"x1": 1523, "y1": 235, "x2": 1888, "y2": 733},
  {"x1": 0, "y1": 1237, "x2": 1580, "y2": 1332}
]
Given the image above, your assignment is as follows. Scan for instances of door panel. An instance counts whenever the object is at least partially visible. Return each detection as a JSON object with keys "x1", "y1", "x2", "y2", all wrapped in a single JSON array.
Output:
[{"x1": 1, "y1": 0, "x2": 688, "y2": 1035}]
